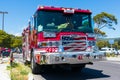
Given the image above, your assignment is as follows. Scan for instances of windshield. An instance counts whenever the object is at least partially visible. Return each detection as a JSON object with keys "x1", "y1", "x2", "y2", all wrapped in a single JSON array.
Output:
[
  {"x1": 101, "y1": 49, "x2": 107, "y2": 51},
  {"x1": 35, "y1": 11, "x2": 93, "y2": 33}
]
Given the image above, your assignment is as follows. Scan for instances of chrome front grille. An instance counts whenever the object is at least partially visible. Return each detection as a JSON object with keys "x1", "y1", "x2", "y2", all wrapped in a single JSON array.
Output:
[{"x1": 61, "y1": 35, "x2": 87, "y2": 52}]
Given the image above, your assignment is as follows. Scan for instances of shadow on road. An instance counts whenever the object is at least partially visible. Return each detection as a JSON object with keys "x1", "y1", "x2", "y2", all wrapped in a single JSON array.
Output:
[{"x1": 34, "y1": 67, "x2": 110, "y2": 80}]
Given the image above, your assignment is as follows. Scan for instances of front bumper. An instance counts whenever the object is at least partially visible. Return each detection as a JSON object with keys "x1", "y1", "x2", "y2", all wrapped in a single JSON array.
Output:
[{"x1": 35, "y1": 52, "x2": 105, "y2": 65}]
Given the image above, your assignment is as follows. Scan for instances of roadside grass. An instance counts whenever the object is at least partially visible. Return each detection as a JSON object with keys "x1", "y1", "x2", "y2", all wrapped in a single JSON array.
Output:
[
  {"x1": 105, "y1": 53, "x2": 117, "y2": 57},
  {"x1": 7, "y1": 62, "x2": 31, "y2": 80}
]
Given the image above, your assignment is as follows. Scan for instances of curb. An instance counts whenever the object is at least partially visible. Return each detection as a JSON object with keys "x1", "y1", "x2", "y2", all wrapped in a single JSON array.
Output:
[
  {"x1": 106, "y1": 57, "x2": 120, "y2": 61},
  {"x1": 0, "y1": 63, "x2": 10, "y2": 80},
  {"x1": 28, "y1": 73, "x2": 34, "y2": 80},
  {"x1": 0, "y1": 57, "x2": 10, "y2": 64}
]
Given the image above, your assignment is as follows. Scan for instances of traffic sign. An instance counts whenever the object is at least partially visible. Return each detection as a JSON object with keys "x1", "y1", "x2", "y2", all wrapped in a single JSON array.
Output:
[{"x1": 109, "y1": 39, "x2": 114, "y2": 44}]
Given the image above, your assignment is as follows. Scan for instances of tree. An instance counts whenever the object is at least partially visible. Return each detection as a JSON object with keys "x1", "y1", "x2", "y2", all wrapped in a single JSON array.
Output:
[
  {"x1": 93, "y1": 12, "x2": 117, "y2": 35},
  {"x1": 0, "y1": 30, "x2": 11, "y2": 48},
  {"x1": 94, "y1": 28, "x2": 106, "y2": 36},
  {"x1": 113, "y1": 41, "x2": 118, "y2": 50},
  {"x1": 0, "y1": 30, "x2": 22, "y2": 48},
  {"x1": 11, "y1": 36, "x2": 22, "y2": 48},
  {"x1": 96, "y1": 40, "x2": 109, "y2": 49}
]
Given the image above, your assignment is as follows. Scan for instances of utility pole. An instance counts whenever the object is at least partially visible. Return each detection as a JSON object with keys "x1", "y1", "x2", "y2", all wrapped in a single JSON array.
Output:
[{"x1": 0, "y1": 11, "x2": 8, "y2": 31}]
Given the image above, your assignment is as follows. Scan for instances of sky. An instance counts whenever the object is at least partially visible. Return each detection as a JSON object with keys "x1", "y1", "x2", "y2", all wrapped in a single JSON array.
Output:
[{"x1": 0, "y1": 0, "x2": 120, "y2": 38}]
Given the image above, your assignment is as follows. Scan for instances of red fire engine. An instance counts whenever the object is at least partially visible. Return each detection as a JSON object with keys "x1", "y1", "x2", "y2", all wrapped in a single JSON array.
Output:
[{"x1": 22, "y1": 6, "x2": 103, "y2": 74}]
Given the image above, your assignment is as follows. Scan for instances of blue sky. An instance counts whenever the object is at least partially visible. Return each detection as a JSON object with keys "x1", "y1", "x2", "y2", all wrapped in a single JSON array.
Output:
[{"x1": 0, "y1": 0, "x2": 120, "y2": 38}]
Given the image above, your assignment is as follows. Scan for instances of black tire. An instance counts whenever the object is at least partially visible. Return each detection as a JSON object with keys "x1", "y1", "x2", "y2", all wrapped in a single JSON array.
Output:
[
  {"x1": 23, "y1": 53, "x2": 30, "y2": 65},
  {"x1": 71, "y1": 64, "x2": 85, "y2": 72},
  {"x1": 24, "y1": 60, "x2": 30, "y2": 65},
  {"x1": 23, "y1": 53, "x2": 26, "y2": 64},
  {"x1": 31, "y1": 56, "x2": 42, "y2": 74}
]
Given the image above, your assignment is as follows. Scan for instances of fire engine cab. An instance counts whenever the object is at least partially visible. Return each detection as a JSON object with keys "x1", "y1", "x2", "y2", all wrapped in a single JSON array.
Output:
[{"x1": 22, "y1": 6, "x2": 103, "y2": 74}]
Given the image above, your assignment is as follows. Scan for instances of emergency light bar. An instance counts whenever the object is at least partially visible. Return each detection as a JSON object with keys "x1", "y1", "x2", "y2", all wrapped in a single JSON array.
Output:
[
  {"x1": 37, "y1": 6, "x2": 91, "y2": 14},
  {"x1": 63, "y1": 9, "x2": 75, "y2": 14}
]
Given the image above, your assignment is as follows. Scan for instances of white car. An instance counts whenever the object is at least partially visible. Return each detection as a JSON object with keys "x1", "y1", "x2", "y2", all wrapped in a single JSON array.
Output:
[
  {"x1": 117, "y1": 50, "x2": 120, "y2": 54},
  {"x1": 100, "y1": 47, "x2": 117, "y2": 54}
]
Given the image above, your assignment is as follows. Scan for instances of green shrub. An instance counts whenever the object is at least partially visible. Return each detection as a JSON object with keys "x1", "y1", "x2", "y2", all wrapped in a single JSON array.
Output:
[
  {"x1": 7, "y1": 62, "x2": 31, "y2": 80},
  {"x1": 106, "y1": 53, "x2": 111, "y2": 57},
  {"x1": 20, "y1": 67, "x2": 29, "y2": 75},
  {"x1": 111, "y1": 53, "x2": 115, "y2": 57},
  {"x1": 7, "y1": 62, "x2": 19, "y2": 70},
  {"x1": 106, "y1": 52, "x2": 116, "y2": 57}
]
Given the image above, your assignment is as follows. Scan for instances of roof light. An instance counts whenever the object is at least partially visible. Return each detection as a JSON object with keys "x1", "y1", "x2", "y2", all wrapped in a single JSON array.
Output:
[
  {"x1": 40, "y1": 6, "x2": 44, "y2": 9},
  {"x1": 61, "y1": 8, "x2": 65, "y2": 10},
  {"x1": 64, "y1": 8, "x2": 74, "y2": 14}
]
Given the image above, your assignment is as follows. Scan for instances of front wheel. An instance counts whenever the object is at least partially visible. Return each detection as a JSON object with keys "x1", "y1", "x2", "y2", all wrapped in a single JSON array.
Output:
[{"x1": 31, "y1": 56, "x2": 42, "y2": 74}]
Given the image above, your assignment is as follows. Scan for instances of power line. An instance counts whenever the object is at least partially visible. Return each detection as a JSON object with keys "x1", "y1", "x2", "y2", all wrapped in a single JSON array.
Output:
[{"x1": 0, "y1": 11, "x2": 8, "y2": 31}]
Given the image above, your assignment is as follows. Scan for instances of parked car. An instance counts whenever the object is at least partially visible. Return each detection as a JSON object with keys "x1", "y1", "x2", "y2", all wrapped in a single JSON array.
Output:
[
  {"x1": 1, "y1": 48, "x2": 11, "y2": 57},
  {"x1": 12, "y1": 48, "x2": 22, "y2": 54},
  {"x1": 99, "y1": 47, "x2": 117, "y2": 54},
  {"x1": 117, "y1": 50, "x2": 120, "y2": 54}
]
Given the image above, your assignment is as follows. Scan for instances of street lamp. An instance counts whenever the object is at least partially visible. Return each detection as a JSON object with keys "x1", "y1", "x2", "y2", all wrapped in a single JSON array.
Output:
[{"x1": 0, "y1": 11, "x2": 8, "y2": 31}]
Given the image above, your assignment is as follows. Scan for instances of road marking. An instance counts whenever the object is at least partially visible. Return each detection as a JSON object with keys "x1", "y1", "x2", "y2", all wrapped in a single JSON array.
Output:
[{"x1": 101, "y1": 60, "x2": 120, "y2": 64}]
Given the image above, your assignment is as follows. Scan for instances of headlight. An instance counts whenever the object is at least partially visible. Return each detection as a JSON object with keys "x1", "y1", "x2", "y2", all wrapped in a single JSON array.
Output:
[
  {"x1": 38, "y1": 41, "x2": 60, "y2": 47},
  {"x1": 88, "y1": 41, "x2": 96, "y2": 46},
  {"x1": 92, "y1": 41, "x2": 96, "y2": 46},
  {"x1": 48, "y1": 41, "x2": 60, "y2": 47},
  {"x1": 43, "y1": 32, "x2": 56, "y2": 38},
  {"x1": 38, "y1": 42, "x2": 47, "y2": 47},
  {"x1": 55, "y1": 42, "x2": 59, "y2": 46},
  {"x1": 48, "y1": 42, "x2": 52, "y2": 46},
  {"x1": 42, "y1": 42, "x2": 47, "y2": 46}
]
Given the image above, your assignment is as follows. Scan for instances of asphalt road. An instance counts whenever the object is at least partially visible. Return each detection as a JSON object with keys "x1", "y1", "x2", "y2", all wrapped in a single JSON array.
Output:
[
  {"x1": 13, "y1": 53, "x2": 24, "y2": 63},
  {"x1": 13, "y1": 53, "x2": 120, "y2": 80},
  {"x1": 33, "y1": 61, "x2": 120, "y2": 80}
]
